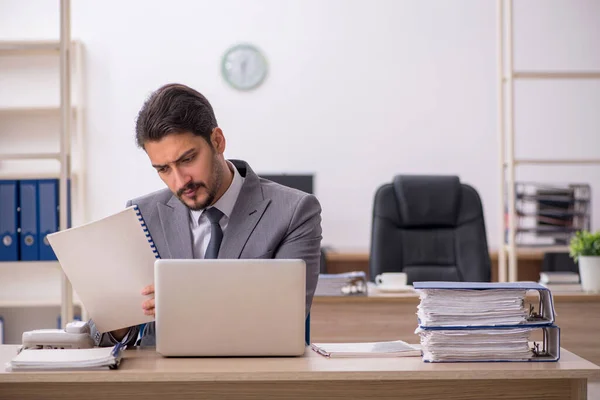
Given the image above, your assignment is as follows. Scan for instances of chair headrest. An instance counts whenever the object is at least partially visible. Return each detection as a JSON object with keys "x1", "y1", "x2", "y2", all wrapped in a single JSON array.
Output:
[{"x1": 393, "y1": 175, "x2": 462, "y2": 227}]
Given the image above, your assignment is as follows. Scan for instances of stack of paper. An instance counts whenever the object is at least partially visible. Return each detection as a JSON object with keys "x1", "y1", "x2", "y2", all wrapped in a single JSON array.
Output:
[
  {"x1": 6, "y1": 344, "x2": 124, "y2": 371},
  {"x1": 417, "y1": 288, "x2": 528, "y2": 327},
  {"x1": 412, "y1": 282, "x2": 560, "y2": 363},
  {"x1": 539, "y1": 271, "x2": 582, "y2": 292},
  {"x1": 416, "y1": 328, "x2": 533, "y2": 362},
  {"x1": 311, "y1": 340, "x2": 421, "y2": 358}
]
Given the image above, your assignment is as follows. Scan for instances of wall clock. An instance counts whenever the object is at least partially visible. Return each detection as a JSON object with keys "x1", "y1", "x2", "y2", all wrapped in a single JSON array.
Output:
[{"x1": 221, "y1": 44, "x2": 268, "y2": 91}]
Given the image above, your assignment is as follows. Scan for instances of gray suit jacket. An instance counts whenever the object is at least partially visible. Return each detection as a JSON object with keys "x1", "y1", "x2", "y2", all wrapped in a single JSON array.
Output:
[{"x1": 92, "y1": 159, "x2": 322, "y2": 347}]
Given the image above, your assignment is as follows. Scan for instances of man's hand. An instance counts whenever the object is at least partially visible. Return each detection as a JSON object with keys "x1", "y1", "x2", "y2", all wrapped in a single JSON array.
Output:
[{"x1": 141, "y1": 284, "x2": 155, "y2": 316}]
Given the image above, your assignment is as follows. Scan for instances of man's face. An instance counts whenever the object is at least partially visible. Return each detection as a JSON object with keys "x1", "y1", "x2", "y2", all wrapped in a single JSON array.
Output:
[{"x1": 145, "y1": 131, "x2": 225, "y2": 210}]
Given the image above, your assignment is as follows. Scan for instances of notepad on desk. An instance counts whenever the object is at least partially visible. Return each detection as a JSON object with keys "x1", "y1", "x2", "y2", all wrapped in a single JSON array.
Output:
[
  {"x1": 6, "y1": 344, "x2": 124, "y2": 371},
  {"x1": 311, "y1": 340, "x2": 421, "y2": 358}
]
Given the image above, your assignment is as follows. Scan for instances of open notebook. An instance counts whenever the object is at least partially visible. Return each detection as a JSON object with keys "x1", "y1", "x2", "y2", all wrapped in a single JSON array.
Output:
[
  {"x1": 311, "y1": 340, "x2": 421, "y2": 358},
  {"x1": 47, "y1": 206, "x2": 159, "y2": 333},
  {"x1": 6, "y1": 344, "x2": 125, "y2": 371}
]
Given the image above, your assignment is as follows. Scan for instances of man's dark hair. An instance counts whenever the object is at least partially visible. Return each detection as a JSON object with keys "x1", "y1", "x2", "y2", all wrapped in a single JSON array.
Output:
[{"x1": 135, "y1": 83, "x2": 218, "y2": 148}]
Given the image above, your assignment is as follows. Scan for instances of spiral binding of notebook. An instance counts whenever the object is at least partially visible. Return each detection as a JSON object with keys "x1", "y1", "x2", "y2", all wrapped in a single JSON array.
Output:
[{"x1": 133, "y1": 205, "x2": 160, "y2": 259}]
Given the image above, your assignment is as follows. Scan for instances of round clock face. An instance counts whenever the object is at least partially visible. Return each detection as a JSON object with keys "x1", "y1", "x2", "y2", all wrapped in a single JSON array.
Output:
[{"x1": 221, "y1": 44, "x2": 268, "y2": 91}]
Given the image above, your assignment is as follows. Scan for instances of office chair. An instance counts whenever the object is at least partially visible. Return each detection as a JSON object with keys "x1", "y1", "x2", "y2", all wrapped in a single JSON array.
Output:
[
  {"x1": 369, "y1": 175, "x2": 491, "y2": 284},
  {"x1": 541, "y1": 252, "x2": 578, "y2": 273}
]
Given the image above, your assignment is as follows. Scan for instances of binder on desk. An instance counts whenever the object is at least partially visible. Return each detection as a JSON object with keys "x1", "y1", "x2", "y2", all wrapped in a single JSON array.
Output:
[
  {"x1": 413, "y1": 281, "x2": 560, "y2": 363},
  {"x1": 19, "y1": 180, "x2": 39, "y2": 261},
  {"x1": 413, "y1": 281, "x2": 556, "y2": 328},
  {"x1": 416, "y1": 325, "x2": 560, "y2": 363},
  {"x1": 0, "y1": 180, "x2": 19, "y2": 261},
  {"x1": 38, "y1": 179, "x2": 59, "y2": 261}
]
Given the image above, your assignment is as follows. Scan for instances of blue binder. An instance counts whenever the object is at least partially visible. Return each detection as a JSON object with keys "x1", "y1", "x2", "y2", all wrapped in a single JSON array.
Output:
[
  {"x1": 19, "y1": 180, "x2": 39, "y2": 261},
  {"x1": 0, "y1": 180, "x2": 19, "y2": 261},
  {"x1": 38, "y1": 179, "x2": 59, "y2": 261}
]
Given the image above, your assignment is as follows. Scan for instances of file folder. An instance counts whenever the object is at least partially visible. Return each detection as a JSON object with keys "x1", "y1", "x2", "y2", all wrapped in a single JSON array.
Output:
[
  {"x1": 19, "y1": 180, "x2": 39, "y2": 261},
  {"x1": 413, "y1": 281, "x2": 556, "y2": 328},
  {"x1": 0, "y1": 316, "x2": 4, "y2": 344},
  {"x1": 38, "y1": 179, "x2": 59, "y2": 261},
  {"x1": 416, "y1": 325, "x2": 560, "y2": 363},
  {"x1": 0, "y1": 180, "x2": 19, "y2": 261}
]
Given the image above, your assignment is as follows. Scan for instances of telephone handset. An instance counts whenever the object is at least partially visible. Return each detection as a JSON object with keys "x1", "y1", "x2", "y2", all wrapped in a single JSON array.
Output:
[{"x1": 21, "y1": 321, "x2": 95, "y2": 350}]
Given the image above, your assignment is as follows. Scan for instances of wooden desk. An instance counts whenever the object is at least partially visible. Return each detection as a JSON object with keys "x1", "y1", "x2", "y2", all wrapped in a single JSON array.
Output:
[
  {"x1": 0, "y1": 345, "x2": 598, "y2": 400},
  {"x1": 324, "y1": 248, "x2": 550, "y2": 281},
  {"x1": 311, "y1": 292, "x2": 600, "y2": 367}
]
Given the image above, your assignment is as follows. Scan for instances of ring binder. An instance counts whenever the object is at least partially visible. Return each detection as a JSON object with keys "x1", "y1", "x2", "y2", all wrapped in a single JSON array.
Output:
[
  {"x1": 133, "y1": 205, "x2": 160, "y2": 259},
  {"x1": 413, "y1": 282, "x2": 561, "y2": 363}
]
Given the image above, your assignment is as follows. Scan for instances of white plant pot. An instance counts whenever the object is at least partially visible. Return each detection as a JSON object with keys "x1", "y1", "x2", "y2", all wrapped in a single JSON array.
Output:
[{"x1": 579, "y1": 256, "x2": 600, "y2": 293}]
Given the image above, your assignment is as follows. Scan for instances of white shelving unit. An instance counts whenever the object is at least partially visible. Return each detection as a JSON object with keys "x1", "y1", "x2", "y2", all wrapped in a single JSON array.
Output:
[
  {"x1": 497, "y1": 0, "x2": 600, "y2": 282},
  {"x1": 0, "y1": 0, "x2": 87, "y2": 343}
]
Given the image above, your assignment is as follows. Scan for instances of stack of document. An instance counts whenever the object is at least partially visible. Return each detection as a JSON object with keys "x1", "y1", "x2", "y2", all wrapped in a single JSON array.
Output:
[
  {"x1": 6, "y1": 344, "x2": 124, "y2": 371},
  {"x1": 416, "y1": 328, "x2": 534, "y2": 362},
  {"x1": 417, "y1": 288, "x2": 528, "y2": 327},
  {"x1": 413, "y1": 282, "x2": 560, "y2": 363},
  {"x1": 539, "y1": 271, "x2": 582, "y2": 292},
  {"x1": 311, "y1": 340, "x2": 421, "y2": 358},
  {"x1": 314, "y1": 271, "x2": 367, "y2": 296}
]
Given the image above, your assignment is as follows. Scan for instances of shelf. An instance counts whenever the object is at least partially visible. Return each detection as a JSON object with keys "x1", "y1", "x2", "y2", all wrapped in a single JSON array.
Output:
[
  {"x1": 512, "y1": 71, "x2": 600, "y2": 80},
  {"x1": 0, "y1": 152, "x2": 62, "y2": 161},
  {"x1": 504, "y1": 159, "x2": 600, "y2": 166},
  {"x1": 0, "y1": 261, "x2": 61, "y2": 269},
  {"x1": 0, "y1": 40, "x2": 61, "y2": 55},
  {"x1": 0, "y1": 261, "x2": 82, "y2": 308},
  {"x1": 0, "y1": 106, "x2": 71, "y2": 114},
  {"x1": 502, "y1": 245, "x2": 569, "y2": 254},
  {"x1": 0, "y1": 300, "x2": 82, "y2": 308},
  {"x1": 0, "y1": 171, "x2": 72, "y2": 180}
]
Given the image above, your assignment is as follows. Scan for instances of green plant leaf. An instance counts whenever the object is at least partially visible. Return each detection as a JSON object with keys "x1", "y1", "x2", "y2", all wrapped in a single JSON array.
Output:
[{"x1": 569, "y1": 230, "x2": 600, "y2": 262}]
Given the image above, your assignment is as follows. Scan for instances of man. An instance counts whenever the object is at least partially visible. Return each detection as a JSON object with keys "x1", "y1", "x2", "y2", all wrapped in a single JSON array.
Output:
[{"x1": 91, "y1": 83, "x2": 322, "y2": 347}]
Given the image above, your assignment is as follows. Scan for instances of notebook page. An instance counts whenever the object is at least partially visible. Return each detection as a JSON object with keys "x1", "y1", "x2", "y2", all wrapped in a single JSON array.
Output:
[
  {"x1": 47, "y1": 207, "x2": 156, "y2": 332},
  {"x1": 311, "y1": 340, "x2": 421, "y2": 357}
]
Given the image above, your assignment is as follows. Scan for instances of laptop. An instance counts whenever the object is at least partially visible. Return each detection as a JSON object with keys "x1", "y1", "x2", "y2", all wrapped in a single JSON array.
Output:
[{"x1": 154, "y1": 259, "x2": 307, "y2": 357}]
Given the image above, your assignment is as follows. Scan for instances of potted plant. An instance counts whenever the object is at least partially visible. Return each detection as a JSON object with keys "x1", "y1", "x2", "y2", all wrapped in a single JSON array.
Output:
[{"x1": 569, "y1": 230, "x2": 600, "y2": 292}]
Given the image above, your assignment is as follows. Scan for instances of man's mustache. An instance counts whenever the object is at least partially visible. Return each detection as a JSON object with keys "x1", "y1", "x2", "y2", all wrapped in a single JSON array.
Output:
[{"x1": 177, "y1": 182, "x2": 206, "y2": 197}]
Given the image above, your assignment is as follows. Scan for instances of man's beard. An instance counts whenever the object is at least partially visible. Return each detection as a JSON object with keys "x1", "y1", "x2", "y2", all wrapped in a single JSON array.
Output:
[{"x1": 177, "y1": 156, "x2": 223, "y2": 211}]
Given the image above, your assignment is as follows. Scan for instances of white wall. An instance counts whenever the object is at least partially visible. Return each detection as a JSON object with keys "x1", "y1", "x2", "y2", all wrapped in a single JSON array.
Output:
[{"x1": 1, "y1": 0, "x2": 599, "y2": 251}]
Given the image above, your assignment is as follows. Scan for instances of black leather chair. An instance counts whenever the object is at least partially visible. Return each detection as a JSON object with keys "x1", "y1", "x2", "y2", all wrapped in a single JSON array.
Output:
[
  {"x1": 541, "y1": 252, "x2": 578, "y2": 274},
  {"x1": 369, "y1": 175, "x2": 491, "y2": 284}
]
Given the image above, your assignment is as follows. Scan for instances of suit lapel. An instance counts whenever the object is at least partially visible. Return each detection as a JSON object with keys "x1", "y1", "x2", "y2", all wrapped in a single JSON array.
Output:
[
  {"x1": 157, "y1": 196, "x2": 194, "y2": 259},
  {"x1": 219, "y1": 160, "x2": 271, "y2": 259}
]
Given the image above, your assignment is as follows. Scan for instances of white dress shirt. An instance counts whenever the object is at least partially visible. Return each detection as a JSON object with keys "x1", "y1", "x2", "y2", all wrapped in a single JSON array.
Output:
[{"x1": 189, "y1": 161, "x2": 245, "y2": 258}]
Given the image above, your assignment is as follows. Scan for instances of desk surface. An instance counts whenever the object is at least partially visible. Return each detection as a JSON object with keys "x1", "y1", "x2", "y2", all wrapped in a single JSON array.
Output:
[
  {"x1": 0, "y1": 345, "x2": 598, "y2": 383},
  {"x1": 314, "y1": 289, "x2": 600, "y2": 304},
  {"x1": 324, "y1": 247, "x2": 567, "y2": 263}
]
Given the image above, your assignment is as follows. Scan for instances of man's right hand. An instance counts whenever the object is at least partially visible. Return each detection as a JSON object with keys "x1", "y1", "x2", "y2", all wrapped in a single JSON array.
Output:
[
  {"x1": 141, "y1": 284, "x2": 155, "y2": 316},
  {"x1": 109, "y1": 283, "x2": 155, "y2": 341}
]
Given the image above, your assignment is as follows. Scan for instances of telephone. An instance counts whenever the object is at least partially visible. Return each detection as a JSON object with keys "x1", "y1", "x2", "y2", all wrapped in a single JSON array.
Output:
[{"x1": 21, "y1": 321, "x2": 94, "y2": 350}]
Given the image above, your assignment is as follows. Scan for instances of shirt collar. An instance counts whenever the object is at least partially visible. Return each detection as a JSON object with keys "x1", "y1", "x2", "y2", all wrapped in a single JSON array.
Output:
[{"x1": 190, "y1": 160, "x2": 245, "y2": 224}]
